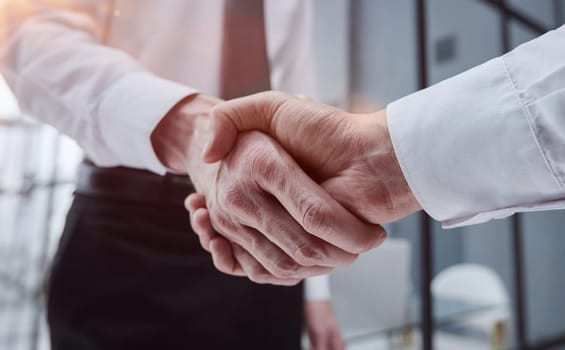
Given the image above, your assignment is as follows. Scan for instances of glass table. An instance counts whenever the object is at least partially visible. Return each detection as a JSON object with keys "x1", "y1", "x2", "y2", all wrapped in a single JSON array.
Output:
[{"x1": 342, "y1": 296, "x2": 508, "y2": 347}]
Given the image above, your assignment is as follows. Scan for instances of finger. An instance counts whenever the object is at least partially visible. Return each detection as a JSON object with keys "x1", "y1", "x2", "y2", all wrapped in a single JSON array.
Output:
[
  {"x1": 185, "y1": 192, "x2": 206, "y2": 212},
  {"x1": 209, "y1": 238, "x2": 246, "y2": 277},
  {"x1": 238, "y1": 194, "x2": 358, "y2": 268},
  {"x1": 203, "y1": 92, "x2": 291, "y2": 163},
  {"x1": 330, "y1": 333, "x2": 346, "y2": 350},
  {"x1": 228, "y1": 225, "x2": 333, "y2": 279},
  {"x1": 312, "y1": 335, "x2": 327, "y2": 350},
  {"x1": 231, "y1": 244, "x2": 302, "y2": 286},
  {"x1": 255, "y1": 150, "x2": 387, "y2": 255},
  {"x1": 190, "y1": 208, "x2": 217, "y2": 252}
]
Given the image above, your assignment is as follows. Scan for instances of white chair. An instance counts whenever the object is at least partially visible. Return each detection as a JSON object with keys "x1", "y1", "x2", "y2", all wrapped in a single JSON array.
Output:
[
  {"x1": 432, "y1": 264, "x2": 508, "y2": 304},
  {"x1": 432, "y1": 263, "x2": 510, "y2": 348}
]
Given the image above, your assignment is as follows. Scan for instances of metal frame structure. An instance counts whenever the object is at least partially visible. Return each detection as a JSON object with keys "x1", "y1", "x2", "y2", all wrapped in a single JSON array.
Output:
[{"x1": 415, "y1": 2, "x2": 434, "y2": 349}]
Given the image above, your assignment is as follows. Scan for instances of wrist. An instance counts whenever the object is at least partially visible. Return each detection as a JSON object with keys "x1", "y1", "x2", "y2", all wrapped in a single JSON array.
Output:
[
  {"x1": 361, "y1": 110, "x2": 422, "y2": 218},
  {"x1": 151, "y1": 94, "x2": 220, "y2": 174}
]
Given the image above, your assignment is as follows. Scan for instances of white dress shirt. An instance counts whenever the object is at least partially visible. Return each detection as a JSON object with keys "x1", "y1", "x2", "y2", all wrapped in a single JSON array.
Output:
[
  {"x1": 388, "y1": 24, "x2": 565, "y2": 228},
  {"x1": 0, "y1": 0, "x2": 329, "y2": 300}
]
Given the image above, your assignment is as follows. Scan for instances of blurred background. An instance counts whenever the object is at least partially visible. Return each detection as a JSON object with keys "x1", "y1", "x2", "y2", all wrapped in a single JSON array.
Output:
[{"x1": 2, "y1": 0, "x2": 565, "y2": 349}]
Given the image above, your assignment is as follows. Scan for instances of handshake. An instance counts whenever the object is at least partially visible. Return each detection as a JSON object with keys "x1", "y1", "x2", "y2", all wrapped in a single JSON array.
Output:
[{"x1": 155, "y1": 91, "x2": 423, "y2": 285}]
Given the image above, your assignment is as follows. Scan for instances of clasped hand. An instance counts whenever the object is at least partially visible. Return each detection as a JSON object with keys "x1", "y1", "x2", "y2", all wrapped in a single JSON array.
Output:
[{"x1": 184, "y1": 92, "x2": 421, "y2": 285}]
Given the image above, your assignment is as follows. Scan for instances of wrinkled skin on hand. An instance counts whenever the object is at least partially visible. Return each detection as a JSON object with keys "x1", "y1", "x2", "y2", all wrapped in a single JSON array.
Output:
[
  {"x1": 187, "y1": 131, "x2": 385, "y2": 284},
  {"x1": 203, "y1": 91, "x2": 421, "y2": 225}
]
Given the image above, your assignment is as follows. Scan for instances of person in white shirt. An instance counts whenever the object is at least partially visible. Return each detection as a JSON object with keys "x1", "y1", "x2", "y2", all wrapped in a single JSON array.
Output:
[
  {"x1": 185, "y1": 24, "x2": 565, "y2": 282},
  {"x1": 0, "y1": 1, "x2": 352, "y2": 349}
]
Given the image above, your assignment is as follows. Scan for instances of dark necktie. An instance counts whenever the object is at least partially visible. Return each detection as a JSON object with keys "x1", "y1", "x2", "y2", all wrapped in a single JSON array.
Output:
[{"x1": 220, "y1": 0, "x2": 271, "y2": 100}]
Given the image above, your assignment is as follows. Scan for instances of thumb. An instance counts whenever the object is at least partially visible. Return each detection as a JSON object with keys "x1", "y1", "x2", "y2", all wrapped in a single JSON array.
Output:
[
  {"x1": 202, "y1": 92, "x2": 289, "y2": 163},
  {"x1": 201, "y1": 107, "x2": 239, "y2": 163}
]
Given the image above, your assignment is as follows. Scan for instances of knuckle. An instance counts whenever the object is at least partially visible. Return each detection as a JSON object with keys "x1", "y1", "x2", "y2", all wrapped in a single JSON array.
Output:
[
  {"x1": 221, "y1": 185, "x2": 258, "y2": 214},
  {"x1": 271, "y1": 257, "x2": 299, "y2": 279},
  {"x1": 240, "y1": 232, "x2": 262, "y2": 253},
  {"x1": 222, "y1": 186, "x2": 247, "y2": 207},
  {"x1": 238, "y1": 137, "x2": 290, "y2": 192},
  {"x1": 292, "y1": 242, "x2": 324, "y2": 266},
  {"x1": 234, "y1": 231, "x2": 266, "y2": 257},
  {"x1": 209, "y1": 212, "x2": 235, "y2": 234},
  {"x1": 301, "y1": 200, "x2": 331, "y2": 233},
  {"x1": 246, "y1": 148, "x2": 279, "y2": 182}
]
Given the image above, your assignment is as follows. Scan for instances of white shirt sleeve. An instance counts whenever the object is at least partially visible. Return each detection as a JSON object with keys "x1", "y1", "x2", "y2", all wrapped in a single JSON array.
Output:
[
  {"x1": 388, "y1": 25, "x2": 565, "y2": 228},
  {"x1": 0, "y1": 1, "x2": 196, "y2": 174},
  {"x1": 304, "y1": 275, "x2": 331, "y2": 301}
]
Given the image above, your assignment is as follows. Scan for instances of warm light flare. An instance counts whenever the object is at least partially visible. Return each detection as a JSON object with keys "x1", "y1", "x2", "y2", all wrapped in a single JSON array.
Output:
[
  {"x1": 0, "y1": 0, "x2": 118, "y2": 64},
  {"x1": 0, "y1": 0, "x2": 117, "y2": 31}
]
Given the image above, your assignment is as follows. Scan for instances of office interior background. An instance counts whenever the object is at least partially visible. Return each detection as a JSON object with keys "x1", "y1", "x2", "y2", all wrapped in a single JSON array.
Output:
[{"x1": 1, "y1": 0, "x2": 565, "y2": 349}]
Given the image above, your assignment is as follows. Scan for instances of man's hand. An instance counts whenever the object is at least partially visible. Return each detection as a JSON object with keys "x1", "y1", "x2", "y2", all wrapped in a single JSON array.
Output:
[
  {"x1": 183, "y1": 91, "x2": 419, "y2": 282},
  {"x1": 305, "y1": 301, "x2": 346, "y2": 350},
  {"x1": 203, "y1": 91, "x2": 421, "y2": 225},
  {"x1": 152, "y1": 94, "x2": 385, "y2": 284}
]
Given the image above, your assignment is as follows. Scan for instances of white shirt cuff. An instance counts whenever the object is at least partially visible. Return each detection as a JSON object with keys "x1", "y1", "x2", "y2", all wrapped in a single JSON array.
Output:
[
  {"x1": 387, "y1": 55, "x2": 562, "y2": 228},
  {"x1": 304, "y1": 275, "x2": 331, "y2": 301},
  {"x1": 95, "y1": 71, "x2": 197, "y2": 174}
]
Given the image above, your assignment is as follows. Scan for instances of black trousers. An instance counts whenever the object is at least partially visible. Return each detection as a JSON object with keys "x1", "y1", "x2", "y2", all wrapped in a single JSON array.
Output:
[{"x1": 46, "y1": 167, "x2": 303, "y2": 350}]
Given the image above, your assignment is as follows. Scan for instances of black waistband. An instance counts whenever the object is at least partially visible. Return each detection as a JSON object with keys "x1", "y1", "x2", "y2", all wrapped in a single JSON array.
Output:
[{"x1": 76, "y1": 161, "x2": 195, "y2": 206}]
